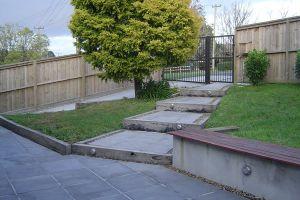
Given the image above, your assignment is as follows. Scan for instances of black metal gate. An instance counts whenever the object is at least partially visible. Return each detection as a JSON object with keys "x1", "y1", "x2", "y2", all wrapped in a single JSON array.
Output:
[{"x1": 163, "y1": 35, "x2": 234, "y2": 83}]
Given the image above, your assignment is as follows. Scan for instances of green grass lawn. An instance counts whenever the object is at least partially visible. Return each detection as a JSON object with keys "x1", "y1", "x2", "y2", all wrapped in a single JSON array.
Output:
[
  {"x1": 5, "y1": 99, "x2": 155, "y2": 143},
  {"x1": 206, "y1": 83, "x2": 300, "y2": 148}
]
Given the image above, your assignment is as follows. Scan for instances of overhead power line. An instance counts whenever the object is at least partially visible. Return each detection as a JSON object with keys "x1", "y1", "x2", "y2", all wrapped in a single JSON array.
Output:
[{"x1": 43, "y1": 0, "x2": 67, "y2": 26}]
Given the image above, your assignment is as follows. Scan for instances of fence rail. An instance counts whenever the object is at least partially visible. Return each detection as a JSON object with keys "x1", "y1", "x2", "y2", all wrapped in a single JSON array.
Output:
[
  {"x1": 235, "y1": 16, "x2": 300, "y2": 83},
  {"x1": 0, "y1": 55, "x2": 134, "y2": 113}
]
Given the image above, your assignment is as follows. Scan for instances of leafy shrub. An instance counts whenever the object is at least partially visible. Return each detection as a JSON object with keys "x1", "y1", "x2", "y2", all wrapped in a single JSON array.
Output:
[
  {"x1": 296, "y1": 51, "x2": 300, "y2": 79},
  {"x1": 244, "y1": 49, "x2": 270, "y2": 85},
  {"x1": 137, "y1": 80, "x2": 177, "y2": 100}
]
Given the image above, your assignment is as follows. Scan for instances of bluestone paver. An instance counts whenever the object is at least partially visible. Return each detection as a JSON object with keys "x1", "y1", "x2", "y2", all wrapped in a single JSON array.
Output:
[
  {"x1": 90, "y1": 162, "x2": 135, "y2": 179},
  {"x1": 0, "y1": 126, "x2": 244, "y2": 200},
  {"x1": 18, "y1": 187, "x2": 73, "y2": 200},
  {"x1": 0, "y1": 195, "x2": 18, "y2": 200}
]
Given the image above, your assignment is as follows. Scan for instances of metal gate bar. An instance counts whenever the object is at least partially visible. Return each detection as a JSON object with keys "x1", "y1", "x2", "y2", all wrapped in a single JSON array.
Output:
[{"x1": 163, "y1": 35, "x2": 234, "y2": 83}]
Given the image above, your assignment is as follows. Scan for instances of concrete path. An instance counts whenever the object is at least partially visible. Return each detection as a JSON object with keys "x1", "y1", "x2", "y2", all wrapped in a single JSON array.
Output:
[
  {"x1": 35, "y1": 89, "x2": 135, "y2": 113},
  {"x1": 0, "y1": 126, "x2": 243, "y2": 200}
]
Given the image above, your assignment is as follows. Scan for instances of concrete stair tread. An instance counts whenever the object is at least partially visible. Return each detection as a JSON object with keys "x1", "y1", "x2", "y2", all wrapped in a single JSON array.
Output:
[
  {"x1": 87, "y1": 129, "x2": 173, "y2": 155},
  {"x1": 73, "y1": 129, "x2": 172, "y2": 164},
  {"x1": 180, "y1": 82, "x2": 232, "y2": 97},
  {"x1": 156, "y1": 96, "x2": 221, "y2": 113},
  {"x1": 123, "y1": 110, "x2": 210, "y2": 132},
  {"x1": 157, "y1": 96, "x2": 221, "y2": 105}
]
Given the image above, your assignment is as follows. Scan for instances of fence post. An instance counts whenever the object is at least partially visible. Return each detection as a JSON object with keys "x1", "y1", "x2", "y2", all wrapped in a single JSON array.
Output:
[
  {"x1": 80, "y1": 57, "x2": 86, "y2": 99},
  {"x1": 285, "y1": 20, "x2": 290, "y2": 81},
  {"x1": 33, "y1": 60, "x2": 38, "y2": 110},
  {"x1": 205, "y1": 36, "x2": 211, "y2": 84}
]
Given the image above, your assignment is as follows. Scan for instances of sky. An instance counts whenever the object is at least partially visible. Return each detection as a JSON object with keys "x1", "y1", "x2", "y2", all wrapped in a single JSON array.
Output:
[{"x1": 0, "y1": 0, "x2": 299, "y2": 56}]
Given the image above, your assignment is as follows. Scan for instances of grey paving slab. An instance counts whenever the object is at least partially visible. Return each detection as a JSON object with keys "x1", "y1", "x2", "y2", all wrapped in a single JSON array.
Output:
[
  {"x1": 0, "y1": 195, "x2": 18, "y2": 200},
  {"x1": 156, "y1": 96, "x2": 222, "y2": 113},
  {"x1": 75, "y1": 156, "x2": 117, "y2": 169},
  {"x1": 0, "y1": 178, "x2": 14, "y2": 196},
  {"x1": 93, "y1": 194, "x2": 129, "y2": 200},
  {"x1": 41, "y1": 158, "x2": 85, "y2": 173},
  {"x1": 53, "y1": 168, "x2": 99, "y2": 186},
  {"x1": 18, "y1": 187, "x2": 73, "y2": 200},
  {"x1": 0, "y1": 165, "x2": 6, "y2": 179},
  {"x1": 12, "y1": 175, "x2": 58, "y2": 194},
  {"x1": 180, "y1": 82, "x2": 232, "y2": 97},
  {"x1": 0, "y1": 126, "x2": 243, "y2": 200},
  {"x1": 197, "y1": 190, "x2": 246, "y2": 200},
  {"x1": 65, "y1": 181, "x2": 120, "y2": 200},
  {"x1": 5, "y1": 164, "x2": 48, "y2": 180},
  {"x1": 88, "y1": 130, "x2": 173, "y2": 155},
  {"x1": 126, "y1": 185, "x2": 187, "y2": 200},
  {"x1": 0, "y1": 155, "x2": 39, "y2": 168},
  {"x1": 107, "y1": 173, "x2": 157, "y2": 192},
  {"x1": 90, "y1": 162, "x2": 135, "y2": 179},
  {"x1": 123, "y1": 110, "x2": 210, "y2": 132},
  {"x1": 166, "y1": 179, "x2": 218, "y2": 199}
]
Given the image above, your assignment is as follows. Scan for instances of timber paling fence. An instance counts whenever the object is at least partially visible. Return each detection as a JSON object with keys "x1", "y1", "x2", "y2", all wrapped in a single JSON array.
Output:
[
  {"x1": 235, "y1": 16, "x2": 300, "y2": 83},
  {"x1": 0, "y1": 55, "x2": 133, "y2": 114}
]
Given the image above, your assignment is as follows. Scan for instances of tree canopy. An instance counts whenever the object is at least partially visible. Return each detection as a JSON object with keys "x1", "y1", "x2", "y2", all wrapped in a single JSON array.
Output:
[
  {"x1": 69, "y1": 0, "x2": 202, "y2": 83},
  {"x1": 0, "y1": 24, "x2": 49, "y2": 65}
]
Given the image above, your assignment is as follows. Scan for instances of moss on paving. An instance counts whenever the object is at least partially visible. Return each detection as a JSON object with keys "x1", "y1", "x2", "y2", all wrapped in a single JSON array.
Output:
[
  {"x1": 206, "y1": 83, "x2": 300, "y2": 148},
  {"x1": 5, "y1": 99, "x2": 155, "y2": 143}
]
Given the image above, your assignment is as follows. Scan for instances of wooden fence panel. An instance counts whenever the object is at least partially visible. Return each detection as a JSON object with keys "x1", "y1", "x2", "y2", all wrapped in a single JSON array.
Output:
[
  {"x1": 235, "y1": 16, "x2": 300, "y2": 83},
  {"x1": 0, "y1": 55, "x2": 136, "y2": 113}
]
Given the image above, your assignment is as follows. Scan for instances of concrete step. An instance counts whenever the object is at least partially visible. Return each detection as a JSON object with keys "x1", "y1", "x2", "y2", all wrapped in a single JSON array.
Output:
[
  {"x1": 73, "y1": 129, "x2": 172, "y2": 165},
  {"x1": 180, "y1": 82, "x2": 232, "y2": 97},
  {"x1": 123, "y1": 110, "x2": 210, "y2": 133},
  {"x1": 156, "y1": 96, "x2": 221, "y2": 113}
]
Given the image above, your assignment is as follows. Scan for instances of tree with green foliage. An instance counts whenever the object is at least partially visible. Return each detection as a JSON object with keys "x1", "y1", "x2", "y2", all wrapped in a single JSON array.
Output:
[
  {"x1": 244, "y1": 49, "x2": 270, "y2": 85},
  {"x1": 69, "y1": 0, "x2": 202, "y2": 96},
  {"x1": 296, "y1": 51, "x2": 300, "y2": 80},
  {"x1": 0, "y1": 24, "x2": 49, "y2": 65}
]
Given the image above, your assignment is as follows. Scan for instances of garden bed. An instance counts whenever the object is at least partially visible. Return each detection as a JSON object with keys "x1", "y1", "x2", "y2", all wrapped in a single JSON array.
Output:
[
  {"x1": 206, "y1": 83, "x2": 300, "y2": 148},
  {"x1": 4, "y1": 99, "x2": 155, "y2": 143}
]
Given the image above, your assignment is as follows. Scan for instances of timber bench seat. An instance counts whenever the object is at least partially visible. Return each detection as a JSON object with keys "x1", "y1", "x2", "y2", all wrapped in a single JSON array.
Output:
[
  {"x1": 170, "y1": 127, "x2": 300, "y2": 167},
  {"x1": 170, "y1": 127, "x2": 300, "y2": 200}
]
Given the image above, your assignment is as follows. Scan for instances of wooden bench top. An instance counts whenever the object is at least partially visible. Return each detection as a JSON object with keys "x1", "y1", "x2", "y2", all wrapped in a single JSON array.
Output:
[{"x1": 170, "y1": 127, "x2": 300, "y2": 167}]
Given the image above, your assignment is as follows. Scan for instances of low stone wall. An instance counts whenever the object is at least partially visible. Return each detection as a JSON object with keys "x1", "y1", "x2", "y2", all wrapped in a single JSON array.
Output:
[{"x1": 172, "y1": 135, "x2": 300, "y2": 200}]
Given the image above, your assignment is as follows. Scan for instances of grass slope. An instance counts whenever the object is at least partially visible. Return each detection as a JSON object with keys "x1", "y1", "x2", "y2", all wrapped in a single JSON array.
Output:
[
  {"x1": 206, "y1": 83, "x2": 300, "y2": 148},
  {"x1": 5, "y1": 99, "x2": 155, "y2": 143}
]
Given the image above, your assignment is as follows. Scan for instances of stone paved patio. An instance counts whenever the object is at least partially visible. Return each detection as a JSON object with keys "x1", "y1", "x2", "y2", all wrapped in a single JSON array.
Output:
[{"x1": 0, "y1": 126, "x2": 244, "y2": 200}]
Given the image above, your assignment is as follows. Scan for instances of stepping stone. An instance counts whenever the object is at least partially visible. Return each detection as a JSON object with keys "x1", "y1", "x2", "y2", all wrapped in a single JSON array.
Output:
[
  {"x1": 180, "y1": 82, "x2": 232, "y2": 97},
  {"x1": 156, "y1": 96, "x2": 221, "y2": 113},
  {"x1": 123, "y1": 110, "x2": 210, "y2": 133}
]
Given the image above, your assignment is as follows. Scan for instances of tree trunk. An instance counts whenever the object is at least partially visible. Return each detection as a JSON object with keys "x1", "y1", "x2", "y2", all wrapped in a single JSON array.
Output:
[{"x1": 134, "y1": 78, "x2": 143, "y2": 98}]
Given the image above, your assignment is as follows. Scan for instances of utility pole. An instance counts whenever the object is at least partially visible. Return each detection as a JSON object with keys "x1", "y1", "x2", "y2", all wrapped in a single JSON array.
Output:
[{"x1": 212, "y1": 4, "x2": 221, "y2": 70}]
